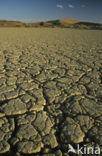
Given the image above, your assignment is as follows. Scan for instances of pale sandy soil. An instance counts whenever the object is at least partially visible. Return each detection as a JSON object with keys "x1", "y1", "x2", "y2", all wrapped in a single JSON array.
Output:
[{"x1": 0, "y1": 28, "x2": 102, "y2": 155}]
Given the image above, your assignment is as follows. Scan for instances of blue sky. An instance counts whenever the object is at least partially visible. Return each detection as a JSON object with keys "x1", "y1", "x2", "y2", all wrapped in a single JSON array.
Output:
[{"x1": 0, "y1": 0, "x2": 102, "y2": 23}]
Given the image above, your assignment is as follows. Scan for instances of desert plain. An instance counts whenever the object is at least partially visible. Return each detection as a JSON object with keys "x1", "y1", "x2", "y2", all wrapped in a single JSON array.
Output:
[{"x1": 0, "y1": 28, "x2": 102, "y2": 155}]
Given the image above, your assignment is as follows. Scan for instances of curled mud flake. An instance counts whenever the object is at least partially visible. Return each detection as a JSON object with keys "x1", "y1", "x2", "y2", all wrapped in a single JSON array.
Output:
[
  {"x1": 88, "y1": 126, "x2": 102, "y2": 145},
  {"x1": 43, "y1": 134, "x2": 58, "y2": 148},
  {"x1": 17, "y1": 141, "x2": 43, "y2": 154},
  {"x1": 32, "y1": 111, "x2": 53, "y2": 136},
  {"x1": 60, "y1": 117, "x2": 85, "y2": 144},
  {"x1": 1, "y1": 98, "x2": 27, "y2": 115},
  {"x1": 75, "y1": 115, "x2": 94, "y2": 133},
  {"x1": 0, "y1": 141, "x2": 10, "y2": 154}
]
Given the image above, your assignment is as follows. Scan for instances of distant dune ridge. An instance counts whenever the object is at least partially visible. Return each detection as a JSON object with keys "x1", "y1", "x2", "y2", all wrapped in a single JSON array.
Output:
[
  {"x1": 59, "y1": 18, "x2": 79, "y2": 25},
  {"x1": 0, "y1": 17, "x2": 102, "y2": 29}
]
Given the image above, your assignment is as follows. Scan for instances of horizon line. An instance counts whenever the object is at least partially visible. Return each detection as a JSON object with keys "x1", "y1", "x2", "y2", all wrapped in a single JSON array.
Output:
[{"x1": 0, "y1": 17, "x2": 102, "y2": 24}]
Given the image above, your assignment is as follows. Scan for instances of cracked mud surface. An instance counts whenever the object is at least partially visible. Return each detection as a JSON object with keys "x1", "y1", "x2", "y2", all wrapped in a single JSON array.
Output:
[{"x1": 0, "y1": 28, "x2": 102, "y2": 156}]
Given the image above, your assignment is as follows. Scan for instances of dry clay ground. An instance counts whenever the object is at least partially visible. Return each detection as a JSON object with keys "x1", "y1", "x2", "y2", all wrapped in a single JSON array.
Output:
[{"x1": 0, "y1": 28, "x2": 102, "y2": 156}]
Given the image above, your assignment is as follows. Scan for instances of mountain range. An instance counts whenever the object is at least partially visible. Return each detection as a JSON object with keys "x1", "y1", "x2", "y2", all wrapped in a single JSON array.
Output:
[{"x1": 0, "y1": 18, "x2": 102, "y2": 29}]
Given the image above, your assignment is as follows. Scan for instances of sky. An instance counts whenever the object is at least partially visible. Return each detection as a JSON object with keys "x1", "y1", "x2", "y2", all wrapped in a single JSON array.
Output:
[{"x1": 0, "y1": 0, "x2": 102, "y2": 23}]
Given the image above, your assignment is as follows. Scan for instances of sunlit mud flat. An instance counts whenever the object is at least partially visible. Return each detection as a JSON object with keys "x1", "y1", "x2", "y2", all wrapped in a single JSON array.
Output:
[{"x1": 0, "y1": 28, "x2": 102, "y2": 155}]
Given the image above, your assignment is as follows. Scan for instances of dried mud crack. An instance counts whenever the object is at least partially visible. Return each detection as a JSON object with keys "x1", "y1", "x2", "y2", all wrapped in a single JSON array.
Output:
[{"x1": 0, "y1": 28, "x2": 102, "y2": 156}]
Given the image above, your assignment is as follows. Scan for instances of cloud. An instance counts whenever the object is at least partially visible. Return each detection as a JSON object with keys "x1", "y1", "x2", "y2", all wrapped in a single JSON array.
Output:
[
  {"x1": 68, "y1": 4, "x2": 74, "y2": 8},
  {"x1": 57, "y1": 4, "x2": 63, "y2": 9}
]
